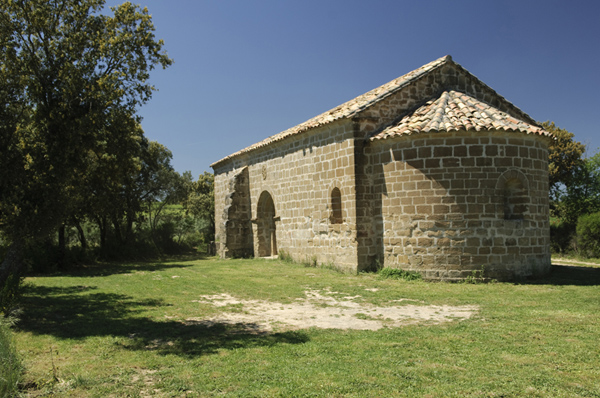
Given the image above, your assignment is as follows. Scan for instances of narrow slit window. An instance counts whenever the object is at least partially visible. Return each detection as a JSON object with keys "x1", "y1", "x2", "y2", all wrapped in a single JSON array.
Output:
[{"x1": 330, "y1": 188, "x2": 343, "y2": 224}]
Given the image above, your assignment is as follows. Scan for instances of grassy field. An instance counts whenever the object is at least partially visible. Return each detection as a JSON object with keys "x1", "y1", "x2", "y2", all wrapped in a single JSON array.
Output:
[{"x1": 12, "y1": 256, "x2": 600, "y2": 397}]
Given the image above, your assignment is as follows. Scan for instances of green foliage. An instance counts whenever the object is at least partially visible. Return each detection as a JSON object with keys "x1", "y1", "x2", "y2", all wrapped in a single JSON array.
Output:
[
  {"x1": 576, "y1": 212, "x2": 600, "y2": 258},
  {"x1": 0, "y1": 0, "x2": 172, "y2": 241},
  {"x1": 0, "y1": 273, "x2": 22, "y2": 317},
  {"x1": 543, "y1": 121, "x2": 586, "y2": 195},
  {"x1": 463, "y1": 265, "x2": 486, "y2": 284},
  {"x1": 0, "y1": 317, "x2": 22, "y2": 397},
  {"x1": 0, "y1": 0, "x2": 172, "y2": 288},
  {"x1": 277, "y1": 249, "x2": 294, "y2": 263},
  {"x1": 550, "y1": 217, "x2": 575, "y2": 254},
  {"x1": 302, "y1": 255, "x2": 319, "y2": 268},
  {"x1": 377, "y1": 267, "x2": 422, "y2": 281},
  {"x1": 183, "y1": 172, "x2": 215, "y2": 244},
  {"x1": 544, "y1": 122, "x2": 600, "y2": 256},
  {"x1": 551, "y1": 153, "x2": 600, "y2": 255}
]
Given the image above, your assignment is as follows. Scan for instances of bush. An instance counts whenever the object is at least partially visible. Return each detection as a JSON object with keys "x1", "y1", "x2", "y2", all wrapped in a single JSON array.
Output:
[
  {"x1": 0, "y1": 274, "x2": 23, "y2": 317},
  {"x1": 576, "y1": 212, "x2": 600, "y2": 258},
  {"x1": 550, "y1": 218, "x2": 576, "y2": 254},
  {"x1": 378, "y1": 267, "x2": 422, "y2": 281},
  {"x1": 0, "y1": 317, "x2": 22, "y2": 397}
]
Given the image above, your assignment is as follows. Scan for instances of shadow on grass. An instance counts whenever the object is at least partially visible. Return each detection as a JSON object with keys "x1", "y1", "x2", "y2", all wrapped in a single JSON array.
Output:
[
  {"x1": 522, "y1": 264, "x2": 600, "y2": 286},
  {"x1": 17, "y1": 285, "x2": 308, "y2": 358},
  {"x1": 31, "y1": 253, "x2": 214, "y2": 278}
]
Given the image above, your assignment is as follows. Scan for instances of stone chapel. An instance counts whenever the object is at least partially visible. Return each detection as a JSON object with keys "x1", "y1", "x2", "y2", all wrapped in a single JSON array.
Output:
[{"x1": 211, "y1": 55, "x2": 553, "y2": 281}]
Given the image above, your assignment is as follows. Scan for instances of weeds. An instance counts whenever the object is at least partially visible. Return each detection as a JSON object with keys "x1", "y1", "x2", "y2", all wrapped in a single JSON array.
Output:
[
  {"x1": 377, "y1": 267, "x2": 422, "y2": 281},
  {"x1": 464, "y1": 265, "x2": 486, "y2": 284},
  {"x1": 0, "y1": 273, "x2": 23, "y2": 317},
  {"x1": 278, "y1": 250, "x2": 294, "y2": 263},
  {"x1": 0, "y1": 316, "x2": 22, "y2": 398},
  {"x1": 302, "y1": 255, "x2": 318, "y2": 268}
]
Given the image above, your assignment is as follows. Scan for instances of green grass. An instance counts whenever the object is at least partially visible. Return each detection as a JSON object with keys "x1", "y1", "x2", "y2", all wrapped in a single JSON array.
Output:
[
  {"x1": 0, "y1": 317, "x2": 22, "y2": 398},
  {"x1": 12, "y1": 256, "x2": 600, "y2": 397}
]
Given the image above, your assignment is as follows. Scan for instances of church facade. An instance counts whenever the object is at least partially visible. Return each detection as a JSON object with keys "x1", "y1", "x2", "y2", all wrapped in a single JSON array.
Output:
[{"x1": 211, "y1": 56, "x2": 552, "y2": 281}]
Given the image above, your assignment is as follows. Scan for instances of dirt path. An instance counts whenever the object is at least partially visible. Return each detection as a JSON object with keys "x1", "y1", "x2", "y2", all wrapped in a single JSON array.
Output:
[{"x1": 189, "y1": 289, "x2": 478, "y2": 332}]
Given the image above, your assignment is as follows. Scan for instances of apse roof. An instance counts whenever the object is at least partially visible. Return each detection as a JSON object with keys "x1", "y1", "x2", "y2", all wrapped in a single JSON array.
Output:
[{"x1": 371, "y1": 90, "x2": 550, "y2": 140}]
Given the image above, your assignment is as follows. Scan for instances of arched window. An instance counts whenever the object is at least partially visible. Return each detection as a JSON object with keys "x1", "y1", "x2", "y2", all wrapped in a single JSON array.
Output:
[
  {"x1": 330, "y1": 187, "x2": 343, "y2": 224},
  {"x1": 503, "y1": 178, "x2": 527, "y2": 220},
  {"x1": 496, "y1": 170, "x2": 529, "y2": 221}
]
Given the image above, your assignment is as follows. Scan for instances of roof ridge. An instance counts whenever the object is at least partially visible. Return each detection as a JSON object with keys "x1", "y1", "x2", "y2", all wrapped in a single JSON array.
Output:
[
  {"x1": 211, "y1": 56, "x2": 546, "y2": 168},
  {"x1": 211, "y1": 56, "x2": 454, "y2": 167},
  {"x1": 344, "y1": 55, "x2": 453, "y2": 117},
  {"x1": 445, "y1": 60, "x2": 538, "y2": 126}
]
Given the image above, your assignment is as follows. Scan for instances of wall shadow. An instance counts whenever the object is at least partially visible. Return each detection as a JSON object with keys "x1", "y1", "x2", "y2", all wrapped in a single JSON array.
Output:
[
  {"x1": 16, "y1": 285, "x2": 309, "y2": 358},
  {"x1": 517, "y1": 264, "x2": 600, "y2": 286},
  {"x1": 354, "y1": 139, "x2": 385, "y2": 271}
]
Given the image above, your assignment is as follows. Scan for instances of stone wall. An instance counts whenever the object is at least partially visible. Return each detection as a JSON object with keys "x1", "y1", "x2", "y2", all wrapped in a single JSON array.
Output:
[
  {"x1": 221, "y1": 167, "x2": 253, "y2": 258},
  {"x1": 213, "y1": 119, "x2": 360, "y2": 271},
  {"x1": 364, "y1": 130, "x2": 551, "y2": 281}
]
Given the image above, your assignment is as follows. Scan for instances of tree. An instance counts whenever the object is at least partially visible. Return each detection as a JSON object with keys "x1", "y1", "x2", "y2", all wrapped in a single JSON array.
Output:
[
  {"x1": 0, "y1": 0, "x2": 172, "y2": 289},
  {"x1": 543, "y1": 121, "x2": 586, "y2": 202},
  {"x1": 184, "y1": 172, "x2": 215, "y2": 245},
  {"x1": 556, "y1": 152, "x2": 600, "y2": 224},
  {"x1": 139, "y1": 142, "x2": 191, "y2": 239},
  {"x1": 543, "y1": 121, "x2": 600, "y2": 253}
]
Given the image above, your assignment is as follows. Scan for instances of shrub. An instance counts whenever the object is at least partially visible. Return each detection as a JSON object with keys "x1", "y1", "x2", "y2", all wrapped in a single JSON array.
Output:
[
  {"x1": 278, "y1": 250, "x2": 293, "y2": 263},
  {"x1": 0, "y1": 274, "x2": 23, "y2": 317},
  {"x1": 550, "y1": 218, "x2": 576, "y2": 254},
  {"x1": 576, "y1": 212, "x2": 600, "y2": 258},
  {"x1": 0, "y1": 317, "x2": 22, "y2": 397},
  {"x1": 378, "y1": 267, "x2": 422, "y2": 281}
]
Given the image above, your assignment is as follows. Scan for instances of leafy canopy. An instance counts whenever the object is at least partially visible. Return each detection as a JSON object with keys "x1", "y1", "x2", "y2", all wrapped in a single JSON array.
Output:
[
  {"x1": 0, "y1": 0, "x2": 172, "y2": 242},
  {"x1": 543, "y1": 121, "x2": 586, "y2": 194}
]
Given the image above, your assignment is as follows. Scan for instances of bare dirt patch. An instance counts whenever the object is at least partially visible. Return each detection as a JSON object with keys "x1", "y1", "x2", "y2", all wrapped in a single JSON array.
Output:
[{"x1": 189, "y1": 289, "x2": 477, "y2": 332}]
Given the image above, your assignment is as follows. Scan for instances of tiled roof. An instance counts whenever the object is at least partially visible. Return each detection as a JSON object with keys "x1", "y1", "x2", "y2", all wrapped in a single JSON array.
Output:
[
  {"x1": 371, "y1": 90, "x2": 552, "y2": 140},
  {"x1": 211, "y1": 55, "x2": 549, "y2": 168},
  {"x1": 211, "y1": 56, "x2": 453, "y2": 167}
]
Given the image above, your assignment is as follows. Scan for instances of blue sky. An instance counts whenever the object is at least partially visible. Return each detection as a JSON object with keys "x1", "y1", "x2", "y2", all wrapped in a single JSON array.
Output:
[{"x1": 105, "y1": 0, "x2": 600, "y2": 178}]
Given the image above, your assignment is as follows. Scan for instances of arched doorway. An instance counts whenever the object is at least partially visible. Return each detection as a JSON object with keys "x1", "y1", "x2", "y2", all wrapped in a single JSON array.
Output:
[{"x1": 257, "y1": 191, "x2": 277, "y2": 257}]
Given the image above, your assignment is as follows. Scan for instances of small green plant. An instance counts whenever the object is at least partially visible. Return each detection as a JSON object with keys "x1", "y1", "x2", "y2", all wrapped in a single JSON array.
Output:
[
  {"x1": 377, "y1": 267, "x2": 422, "y2": 281},
  {"x1": 278, "y1": 250, "x2": 294, "y2": 263},
  {"x1": 302, "y1": 255, "x2": 318, "y2": 268},
  {"x1": 464, "y1": 265, "x2": 486, "y2": 284}
]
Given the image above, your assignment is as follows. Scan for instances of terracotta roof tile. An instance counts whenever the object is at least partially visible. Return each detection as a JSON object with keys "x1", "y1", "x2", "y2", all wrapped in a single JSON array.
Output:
[{"x1": 371, "y1": 91, "x2": 551, "y2": 140}]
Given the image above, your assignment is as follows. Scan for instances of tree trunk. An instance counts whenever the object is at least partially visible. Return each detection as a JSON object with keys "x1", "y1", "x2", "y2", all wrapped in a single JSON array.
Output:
[
  {"x1": 96, "y1": 216, "x2": 107, "y2": 250},
  {"x1": 57, "y1": 223, "x2": 66, "y2": 268},
  {"x1": 125, "y1": 210, "x2": 135, "y2": 244},
  {"x1": 0, "y1": 240, "x2": 25, "y2": 292},
  {"x1": 73, "y1": 218, "x2": 87, "y2": 249},
  {"x1": 112, "y1": 215, "x2": 123, "y2": 244}
]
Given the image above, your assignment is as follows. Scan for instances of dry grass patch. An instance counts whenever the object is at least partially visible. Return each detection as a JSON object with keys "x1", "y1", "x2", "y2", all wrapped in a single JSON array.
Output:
[{"x1": 190, "y1": 289, "x2": 477, "y2": 331}]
